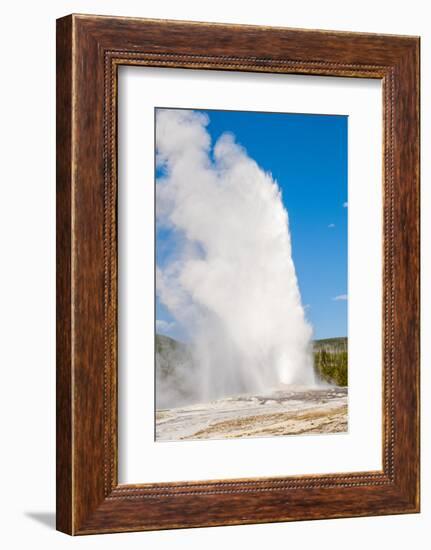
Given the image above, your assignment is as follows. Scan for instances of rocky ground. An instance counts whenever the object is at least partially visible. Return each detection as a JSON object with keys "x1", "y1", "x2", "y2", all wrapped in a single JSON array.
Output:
[{"x1": 156, "y1": 386, "x2": 348, "y2": 441}]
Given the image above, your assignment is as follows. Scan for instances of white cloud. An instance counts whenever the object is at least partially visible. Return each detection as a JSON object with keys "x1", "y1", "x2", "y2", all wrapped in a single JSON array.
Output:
[
  {"x1": 156, "y1": 319, "x2": 175, "y2": 333},
  {"x1": 328, "y1": 223, "x2": 335, "y2": 228},
  {"x1": 156, "y1": 108, "x2": 315, "y2": 399},
  {"x1": 333, "y1": 294, "x2": 348, "y2": 301}
]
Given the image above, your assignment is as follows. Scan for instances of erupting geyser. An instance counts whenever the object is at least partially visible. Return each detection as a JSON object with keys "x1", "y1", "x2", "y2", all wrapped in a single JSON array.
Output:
[{"x1": 156, "y1": 109, "x2": 316, "y2": 404}]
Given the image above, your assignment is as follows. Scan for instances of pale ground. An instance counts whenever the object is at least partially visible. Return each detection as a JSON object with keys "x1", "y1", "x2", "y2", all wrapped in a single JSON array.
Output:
[{"x1": 156, "y1": 386, "x2": 348, "y2": 441}]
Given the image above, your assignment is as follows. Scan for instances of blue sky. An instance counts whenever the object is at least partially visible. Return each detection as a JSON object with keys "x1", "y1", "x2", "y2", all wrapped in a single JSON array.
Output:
[{"x1": 156, "y1": 109, "x2": 347, "y2": 340}]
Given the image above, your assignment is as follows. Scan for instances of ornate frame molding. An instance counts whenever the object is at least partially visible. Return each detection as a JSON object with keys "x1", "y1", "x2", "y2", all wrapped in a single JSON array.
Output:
[{"x1": 57, "y1": 15, "x2": 419, "y2": 534}]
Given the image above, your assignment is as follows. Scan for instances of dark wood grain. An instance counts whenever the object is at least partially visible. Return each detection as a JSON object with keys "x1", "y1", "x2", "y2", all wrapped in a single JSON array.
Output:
[
  {"x1": 56, "y1": 16, "x2": 73, "y2": 535},
  {"x1": 56, "y1": 14, "x2": 420, "y2": 535}
]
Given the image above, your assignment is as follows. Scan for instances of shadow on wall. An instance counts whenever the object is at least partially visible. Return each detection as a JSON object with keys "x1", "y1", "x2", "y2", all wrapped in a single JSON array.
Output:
[{"x1": 25, "y1": 512, "x2": 55, "y2": 530}]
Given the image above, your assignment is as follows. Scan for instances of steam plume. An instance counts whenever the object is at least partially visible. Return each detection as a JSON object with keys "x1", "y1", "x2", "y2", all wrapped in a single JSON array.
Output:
[{"x1": 156, "y1": 109, "x2": 315, "y2": 404}]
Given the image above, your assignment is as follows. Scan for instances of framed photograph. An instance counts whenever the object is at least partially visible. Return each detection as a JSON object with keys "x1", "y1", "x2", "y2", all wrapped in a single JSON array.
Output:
[{"x1": 56, "y1": 14, "x2": 420, "y2": 535}]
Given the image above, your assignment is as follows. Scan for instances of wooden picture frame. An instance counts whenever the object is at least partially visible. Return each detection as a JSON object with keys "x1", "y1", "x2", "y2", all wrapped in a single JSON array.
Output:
[{"x1": 56, "y1": 14, "x2": 420, "y2": 535}]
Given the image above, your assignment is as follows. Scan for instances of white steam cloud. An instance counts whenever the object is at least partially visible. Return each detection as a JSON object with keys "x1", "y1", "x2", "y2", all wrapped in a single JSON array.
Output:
[
  {"x1": 156, "y1": 109, "x2": 315, "y2": 403},
  {"x1": 156, "y1": 319, "x2": 175, "y2": 333}
]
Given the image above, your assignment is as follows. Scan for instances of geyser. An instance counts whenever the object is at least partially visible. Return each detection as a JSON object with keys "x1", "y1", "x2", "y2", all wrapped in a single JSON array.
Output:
[{"x1": 156, "y1": 109, "x2": 316, "y2": 404}]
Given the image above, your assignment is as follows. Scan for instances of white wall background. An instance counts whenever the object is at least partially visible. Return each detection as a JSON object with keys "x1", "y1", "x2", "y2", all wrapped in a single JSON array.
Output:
[{"x1": 0, "y1": 1, "x2": 427, "y2": 548}]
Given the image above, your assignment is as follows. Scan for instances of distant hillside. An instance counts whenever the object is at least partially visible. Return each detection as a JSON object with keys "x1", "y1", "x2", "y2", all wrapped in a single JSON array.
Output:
[
  {"x1": 313, "y1": 337, "x2": 347, "y2": 351},
  {"x1": 155, "y1": 334, "x2": 348, "y2": 408},
  {"x1": 155, "y1": 334, "x2": 196, "y2": 408},
  {"x1": 313, "y1": 337, "x2": 348, "y2": 387},
  {"x1": 156, "y1": 333, "x2": 189, "y2": 361}
]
